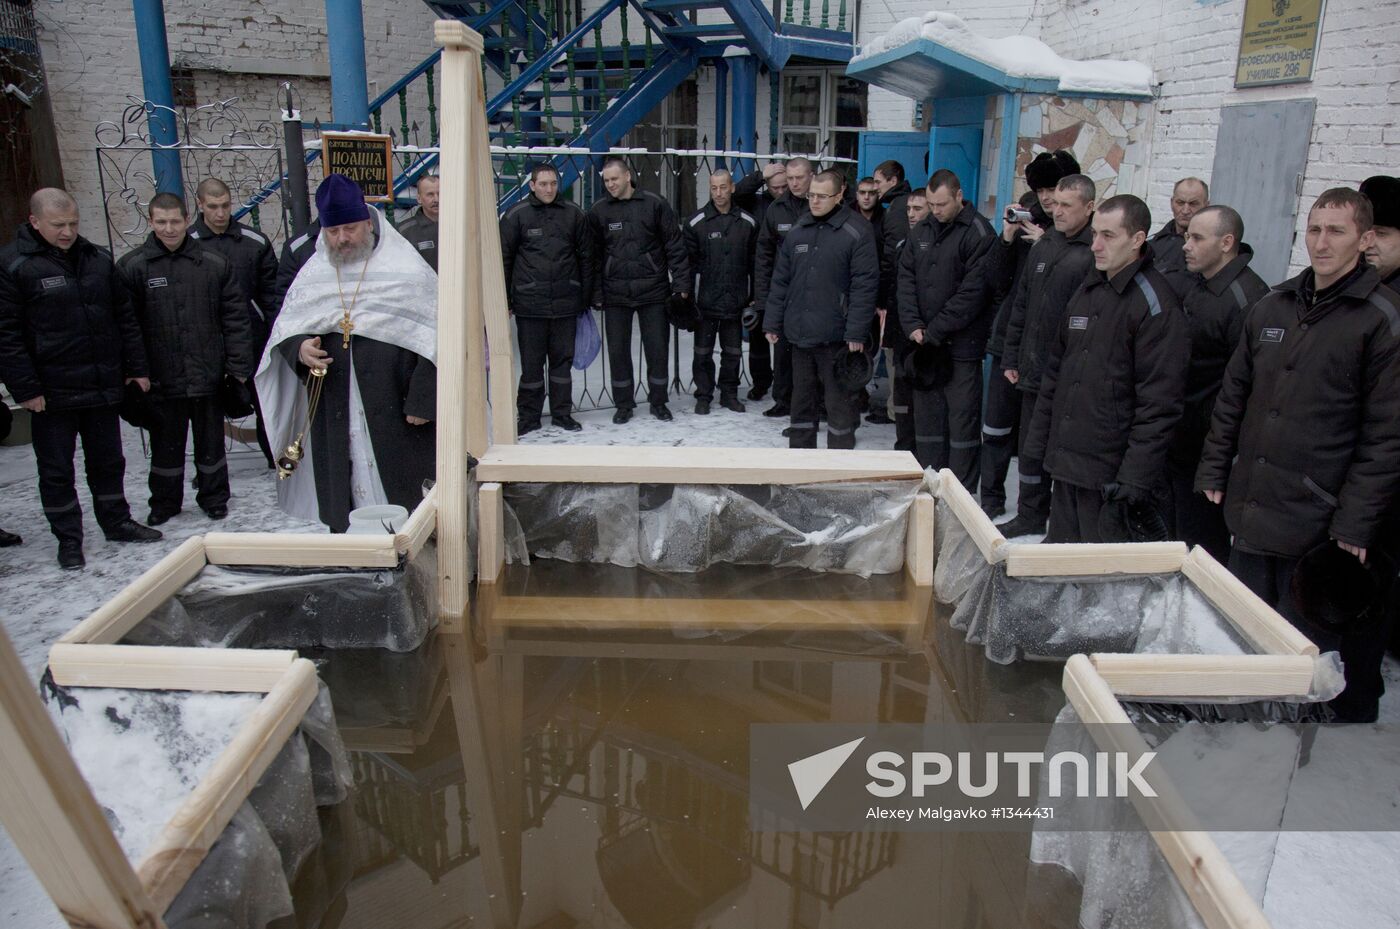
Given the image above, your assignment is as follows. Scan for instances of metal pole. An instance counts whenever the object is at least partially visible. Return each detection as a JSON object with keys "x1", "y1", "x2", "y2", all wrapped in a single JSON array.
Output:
[
  {"x1": 130, "y1": 0, "x2": 183, "y2": 194},
  {"x1": 729, "y1": 54, "x2": 758, "y2": 177},
  {"x1": 281, "y1": 84, "x2": 311, "y2": 238},
  {"x1": 324, "y1": 0, "x2": 370, "y2": 129},
  {"x1": 713, "y1": 60, "x2": 728, "y2": 172}
]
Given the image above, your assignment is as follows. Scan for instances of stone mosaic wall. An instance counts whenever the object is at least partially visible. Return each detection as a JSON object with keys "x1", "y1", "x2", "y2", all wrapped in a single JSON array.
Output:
[{"x1": 1014, "y1": 95, "x2": 1155, "y2": 203}]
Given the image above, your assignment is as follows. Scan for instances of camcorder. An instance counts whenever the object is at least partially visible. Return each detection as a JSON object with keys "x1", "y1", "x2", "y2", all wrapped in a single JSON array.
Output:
[{"x1": 1005, "y1": 206, "x2": 1034, "y2": 225}]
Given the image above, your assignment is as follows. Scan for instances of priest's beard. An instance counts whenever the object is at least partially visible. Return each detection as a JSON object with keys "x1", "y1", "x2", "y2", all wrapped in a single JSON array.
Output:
[{"x1": 323, "y1": 232, "x2": 375, "y2": 267}]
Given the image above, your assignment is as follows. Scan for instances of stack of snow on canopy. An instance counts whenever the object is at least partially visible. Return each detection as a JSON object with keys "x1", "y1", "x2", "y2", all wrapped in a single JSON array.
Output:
[{"x1": 928, "y1": 470, "x2": 1323, "y2": 664}]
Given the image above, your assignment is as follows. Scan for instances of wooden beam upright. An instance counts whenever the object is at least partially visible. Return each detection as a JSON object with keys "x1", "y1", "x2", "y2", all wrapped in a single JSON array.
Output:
[
  {"x1": 435, "y1": 20, "x2": 488, "y2": 633},
  {"x1": 0, "y1": 626, "x2": 167, "y2": 928},
  {"x1": 478, "y1": 482, "x2": 505, "y2": 583},
  {"x1": 475, "y1": 95, "x2": 517, "y2": 445}
]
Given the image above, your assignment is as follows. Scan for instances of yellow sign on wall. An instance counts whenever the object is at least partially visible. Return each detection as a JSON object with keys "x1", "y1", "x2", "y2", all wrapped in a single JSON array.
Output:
[
  {"x1": 1235, "y1": 0, "x2": 1326, "y2": 87},
  {"x1": 321, "y1": 132, "x2": 395, "y2": 202}
]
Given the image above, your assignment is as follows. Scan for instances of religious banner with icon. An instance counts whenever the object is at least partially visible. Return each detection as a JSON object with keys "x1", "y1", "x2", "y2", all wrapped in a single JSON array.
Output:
[
  {"x1": 322, "y1": 132, "x2": 395, "y2": 202},
  {"x1": 1235, "y1": 0, "x2": 1326, "y2": 88}
]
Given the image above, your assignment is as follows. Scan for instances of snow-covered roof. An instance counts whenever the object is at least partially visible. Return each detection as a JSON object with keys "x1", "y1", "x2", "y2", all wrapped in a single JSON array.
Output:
[{"x1": 849, "y1": 12, "x2": 1154, "y2": 100}]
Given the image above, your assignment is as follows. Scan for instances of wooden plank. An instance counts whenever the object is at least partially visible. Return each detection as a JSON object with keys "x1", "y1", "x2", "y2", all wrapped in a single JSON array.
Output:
[
  {"x1": 396, "y1": 485, "x2": 439, "y2": 558},
  {"x1": 934, "y1": 468, "x2": 1005, "y2": 564},
  {"x1": 475, "y1": 444, "x2": 924, "y2": 485},
  {"x1": 1181, "y1": 546, "x2": 1318, "y2": 656},
  {"x1": 433, "y1": 24, "x2": 484, "y2": 633},
  {"x1": 475, "y1": 96, "x2": 517, "y2": 447},
  {"x1": 203, "y1": 532, "x2": 400, "y2": 568},
  {"x1": 1004, "y1": 542, "x2": 1188, "y2": 577},
  {"x1": 59, "y1": 536, "x2": 207, "y2": 646},
  {"x1": 1088, "y1": 653, "x2": 1317, "y2": 699},
  {"x1": 1062, "y1": 655, "x2": 1271, "y2": 929},
  {"x1": 48, "y1": 645, "x2": 296, "y2": 693},
  {"x1": 137, "y1": 658, "x2": 319, "y2": 913},
  {"x1": 905, "y1": 491, "x2": 935, "y2": 587},
  {"x1": 0, "y1": 625, "x2": 167, "y2": 929},
  {"x1": 478, "y1": 482, "x2": 505, "y2": 584}
]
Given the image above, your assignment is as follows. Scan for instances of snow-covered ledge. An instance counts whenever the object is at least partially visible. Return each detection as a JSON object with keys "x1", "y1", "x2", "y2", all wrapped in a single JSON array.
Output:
[{"x1": 849, "y1": 12, "x2": 1154, "y2": 100}]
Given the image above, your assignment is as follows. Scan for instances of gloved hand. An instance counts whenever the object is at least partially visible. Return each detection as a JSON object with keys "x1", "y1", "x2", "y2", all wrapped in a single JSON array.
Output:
[{"x1": 1102, "y1": 482, "x2": 1152, "y2": 505}]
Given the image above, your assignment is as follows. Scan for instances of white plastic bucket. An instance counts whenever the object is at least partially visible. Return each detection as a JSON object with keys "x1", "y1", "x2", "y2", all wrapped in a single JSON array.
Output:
[{"x1": 347, "y1": 504, "x2": 409, "y2": 534}]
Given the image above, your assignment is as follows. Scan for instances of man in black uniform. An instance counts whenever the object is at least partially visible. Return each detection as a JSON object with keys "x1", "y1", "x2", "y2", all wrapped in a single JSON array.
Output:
[
  {"x1": 1024, "y1": 194, "x2": 1187, "y2": 543},
  {"x1": 588, "y1": 156, "x2": 689, "y2": 423},
  {"x1": 981, "y1": 150, "x2": 1078, "y2": 517},
  {"x1": 897, "y1": 169, "x2": 995, "y2": 481},
  {"x1": 276, "y1": 219, "x2": 320, "y2": 304},
  {"x1": 1361, "y1": 175, "x2": 1400, "y2": 289},
  {"x1": 500, "y1": 163, "x2": 592, "y2": 434},
  {"x1": 683, "y1": 170, "x2": 757, "y2": 414},
  {"x1": 1167, "y1": 205, "x2": 1267, "y2": 562},
  {"x1": 754, "y1": 157, "x2": 813, "y2": 418},
  {"x1": 763, "y1": 170, "x2": 878, "y2": 450},
  {"x1": 397, "y1": 174, "x2": 440, "y2": 271},
  {"x1": 119, "y1": 193, "x2": 252, "y2": 525},
  {"x1": 997, "y1": 173, "x2": 1097, "y2": 539},
  {"x1": 883, "y1": 189, "x2": 928, "y2": 450},
  {"x1": 0, "y1": 188, "x2": 163, "y2": 568},
  {"x1": 1148, "y1": 177, "x2": 1208, "y2": 299},
  {"x1": 856, "y1": 176, "x2": 894, "y2": 424},
  {"x1": 734, "y1": 162, "x2": 787, "y2": 400},
  {"x1": 190, "y1": 177, "x2": 280, "y2": 467},
  {"x1": 1197, "y1": 188, "x2": 1400, "y2": 722}
]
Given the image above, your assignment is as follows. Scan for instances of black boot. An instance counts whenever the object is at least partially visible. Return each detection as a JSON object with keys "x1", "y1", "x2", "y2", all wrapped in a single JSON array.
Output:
[
  {"x1": 650, "y1": 403, "x2": 673, "y2": 422},
  {"x1": 613, "y1": 407, "x2": 633, "y2": 425},
  {"x1": 552, "y1": 414, "x2": 583, "y2": 432},
  {"x1": 720, "y1": 396, "x2": 746, "y2": 413},
  {"x1": 0, "y1": 528, "x2": 20, "y2": 547},
  {"x1": 57, "y1": 540, "x2": 84, "y2": 570},
  {"x1": 106, "y1": 519, "x2": 164, "y2": 542},
  {"x1": 694, "y1": 399, "x2": 711, "y2": 415}
]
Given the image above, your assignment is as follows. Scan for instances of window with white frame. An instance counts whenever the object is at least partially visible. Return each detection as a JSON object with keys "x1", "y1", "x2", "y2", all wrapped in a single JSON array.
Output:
[{"x1": 780, "y1": 69, "x2": 868, "y2": 186}]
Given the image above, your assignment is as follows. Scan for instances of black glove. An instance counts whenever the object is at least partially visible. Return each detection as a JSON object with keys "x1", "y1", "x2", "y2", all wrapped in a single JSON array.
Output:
[{"x1": 1102, "y1": 482, "x2": 1151, "y2": 505}]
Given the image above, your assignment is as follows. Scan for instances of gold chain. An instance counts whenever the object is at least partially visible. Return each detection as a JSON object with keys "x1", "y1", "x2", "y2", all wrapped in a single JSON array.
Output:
[{"x1": 335, "y1": 257, "x2": 370, "y2": 349}]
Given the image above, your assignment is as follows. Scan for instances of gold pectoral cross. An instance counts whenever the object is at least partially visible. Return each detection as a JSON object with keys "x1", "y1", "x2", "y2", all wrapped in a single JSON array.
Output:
[{"x1": 339, "y1": 314, "x2": 355, "y2": 349}]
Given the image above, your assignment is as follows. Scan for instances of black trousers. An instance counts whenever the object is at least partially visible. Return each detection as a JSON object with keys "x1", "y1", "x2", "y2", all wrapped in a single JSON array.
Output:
[
  {"x1": 30, "y1": 405, "x2": 132, "y2": 544},
  {"x1": 1228, "y1": 546, "x2": 1395, "y2": 722},
  {"x1": 604, "y1": 303, "x2": 669, "y2": 408},
  {"x1": 1015, "y1": 389, "x2": 1051, "y2": 523},
  {"x1": 789, "y1": 344, "x2": 858, "y2": 449},
  {"x1": 911, "y1": 357, "x2": 981, "y2": 486},
  {"x1": 772, "y1": 333, "x2": 793, "y2": 407},
  {"x1": 693, "y1": 315, "x2": 744, "y2": 401},
  {"x1": 980, "y1": 356, "x2": 1019, "y2": 510},
  {"x1": 747, "y1": 320, "x2": 772, "y2": 397},
  {"x1": 246, "y1": 379, "x2": 275, "y2": 468},
  {"x1": 1166, "y1": 458, "x2": 1230, "y2": 563},
  {"x1": 148, "y1": 396, "x2": 229, "y2": 516},
  {"x1": 1045, "y1": 480, "x2": 1105, "y2": 543},
  {"x1": 516, "y1": 315, "x2": 576, "y2": 420}
]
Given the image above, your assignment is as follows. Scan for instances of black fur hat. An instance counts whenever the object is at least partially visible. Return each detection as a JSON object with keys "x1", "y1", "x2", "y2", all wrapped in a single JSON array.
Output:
[
  {"x1": 1291, "y1": 542, "x2": 1397, "y2": 631},
  {"x1": 1361, "y1": 175, "x2": 1400, "y2": 230},
  {"x1": 1096, "y1": 498, "x2": 1169, "y2": 544},
  {"x1": 833, "y1": 349, "x2": 873, "y2": 392},
  {"x1": 901, "y1": 342, "x2": 953, "y2": 390},
  {"x1": 1025, "y1": 150, "x2": 1082, "y2": 191}
]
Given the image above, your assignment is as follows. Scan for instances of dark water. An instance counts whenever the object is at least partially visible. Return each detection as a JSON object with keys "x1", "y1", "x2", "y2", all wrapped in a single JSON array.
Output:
[{"x1": 296, "y1": 562, "x2": 1082, "y2": 929}]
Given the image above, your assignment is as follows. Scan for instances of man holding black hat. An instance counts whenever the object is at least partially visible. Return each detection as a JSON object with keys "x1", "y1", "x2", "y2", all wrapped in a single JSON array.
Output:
[
  {"x1": 1024, "y1": 194, "x2": 1187, "y2": 544},
  {"x1": 982, "y1": 150, "x2": 1078, "y2": 518},
  {"x1": 684, "y1": 170, "x2": 757, "y2": 415},
  {"x1": 764, "y1": 170, "x2": 878, "y2": 449},
  {"x1": 1197, "y1": 187, "x2": 1400, "y2": 721},
  {"x1": 258, "y1": 174, "x2": 438, "y2": 533},
  {"x1": 0, "y1": 188, "x2": 162, "y2": 568},
  {"x1": 118, "y1": 192, "x2": 253, "y2": 526},
  {"x1": 588, "y1": 156, "x2": 690, "y2": 424},
  {"x1": 897, "y1": 169, "x2": 995, "y2": 481},
  {"x1": 1361, "y1": 175, "x2": 1400, "y2": 289}
]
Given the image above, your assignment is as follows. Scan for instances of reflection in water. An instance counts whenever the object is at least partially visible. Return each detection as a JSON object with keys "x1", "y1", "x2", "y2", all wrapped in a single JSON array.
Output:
[{"x1": 298, "y1": 562, "x2": 1080, "y2": 929}]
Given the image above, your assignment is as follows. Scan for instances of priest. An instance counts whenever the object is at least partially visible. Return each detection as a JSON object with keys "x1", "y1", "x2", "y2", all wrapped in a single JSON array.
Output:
[{"x1": 257, "y1": 174, "x2": 438, "y2": 531}]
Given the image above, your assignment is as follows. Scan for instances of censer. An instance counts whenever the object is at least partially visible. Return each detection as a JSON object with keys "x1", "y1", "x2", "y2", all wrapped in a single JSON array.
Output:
[{"x1": 277, "y1": 366, "x2": 329, "y2": 479}]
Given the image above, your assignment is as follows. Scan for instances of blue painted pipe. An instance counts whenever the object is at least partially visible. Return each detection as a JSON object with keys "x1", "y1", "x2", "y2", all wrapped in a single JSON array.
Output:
[
  {"x1": 714, "y1": 60, "x2": 728, "y2": 171},
  {"x1": 325, "y1": 0, "x2": 370, "y2": 129},
  {"x1": 729, "y1": 54, "x2": 757, "y2": 176},
  {"x1": 131, "y1": 0, "x2": 183, "y2": 194}
]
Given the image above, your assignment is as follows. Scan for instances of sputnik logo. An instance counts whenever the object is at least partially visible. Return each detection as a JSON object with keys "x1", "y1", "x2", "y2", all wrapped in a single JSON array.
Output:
[{"x1": 788, "y1": 737, "x2": 865, "y2": 810}]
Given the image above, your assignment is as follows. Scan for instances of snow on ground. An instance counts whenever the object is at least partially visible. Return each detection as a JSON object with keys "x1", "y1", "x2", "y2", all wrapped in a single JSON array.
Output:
[{"x1": 853, "y1": 11, "x2": 1155, "y2": 97}]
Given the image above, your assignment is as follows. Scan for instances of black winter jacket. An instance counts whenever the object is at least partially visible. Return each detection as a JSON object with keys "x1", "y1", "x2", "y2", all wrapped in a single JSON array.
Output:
[
  {"x1": 896, "y1": 202, "x2": 997, "y2": 361},
  {"x1": 734, "y1": 171, "x2": 780, "y2": 230},
  {"x1": 1195, "y1": 264, "x2": 1400, "y2": 556},
  {"x1": 1167, "y1": 248, "x2": 1268, "y2": 469},
  {"x1": 1001, "y1": 220, "x2": 1096, "y2": 393},
  {"x1": 984, "y1": 199, "x2": 1052, "y2": 358},
  {"x1": 1024, "y1": 253, "x2": 1188, "y2": 492},
  {"x1": 0, "y1": 225, "x2": 148, "y2": 410},
  {"x1": 396, "y1": 211, "x2": 439, "y2": 271},
  {"x1": 878, "y1": 180, "x2": 913, "y2": 308},
  {"x1": 683, "y1": 202, "x2": 757, "y2": 318},
  {"x1": 189, "y1": 217, "x2": 279, "y2": 351},
  {"x1": 753, "y1": 191, "x2": 809, "y2": 316},
  {"x1": 117, "y1": 234, "x2": 253, "y2": 400},
  {"x1": 500, "y1": 194, "x2": 594, "y2": 319},
  {"x1": 276, "y1": 221, "x2": 320, "y2": 305},
  {"x1": 588, "y1": 190, "x2": 689, "y2": 308},
  {"x1": 763, "y1": 205, "x2": 879, "y2": 349},
  {"x1": 1149, "y1": 220, "x2": 1192, "y2": 300}
]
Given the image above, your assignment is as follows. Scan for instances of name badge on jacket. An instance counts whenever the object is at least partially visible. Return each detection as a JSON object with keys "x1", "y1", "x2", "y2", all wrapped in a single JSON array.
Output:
[
  {"x1": 526, "y1": 228, "x2": 543, "y2": 238},
  {"x1": 777, "y1": 223, "x2": 792, "y2": 233},
  {"x1": 40, "y1": 276, "x2": 66, "y2": 291},
  {"x1": 794, "y1": 244, "x2": 810, "y2": 254},
  {"x1": 417, "y1": 241, "x2": 435, "y2": 251},
  {"x1": 1068, "y1": 316, "x2": 1089, "y2": 330},
  {"x1": 1259, "y1": 327, "x2": 1285, "y2": 343},
  {"x1": 608, "y1": 222, "x2": 623, "y2": 231},
  {"x1": 709, "y1": 231, "x2": 722, "y2": 239},
  {"x1": 148, "y1": 277, "x2": 168, "y2": 289}
]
